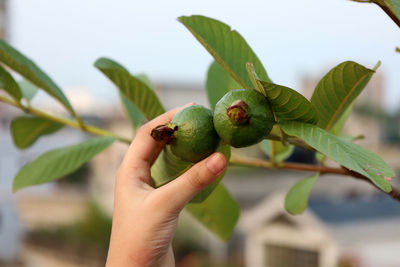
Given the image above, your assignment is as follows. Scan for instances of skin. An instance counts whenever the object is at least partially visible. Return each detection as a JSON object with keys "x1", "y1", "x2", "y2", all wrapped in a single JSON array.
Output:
[{"x1": 106, "y1": 103, "x2": 227, "y2": 267}]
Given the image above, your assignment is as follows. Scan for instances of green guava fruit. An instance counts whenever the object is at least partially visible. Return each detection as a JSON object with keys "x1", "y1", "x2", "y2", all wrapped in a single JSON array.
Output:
[
  {"x1": 213, "y1": 89, "x2": 274, "y2": 148},
  {"x1": 151, "y1": 105, "x2": 220, "y2": 163}
]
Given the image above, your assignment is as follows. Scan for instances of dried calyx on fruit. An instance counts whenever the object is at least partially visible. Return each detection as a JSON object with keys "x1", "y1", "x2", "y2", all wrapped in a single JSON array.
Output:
[
  {"x1": 226, "y1": 100, "x2": 251, "y2": 124},
  {"x1": 151, "y1": 105, "x2": 220, "y2": 163},
  {"x1": 213, "y1": 89, "x2": 275, "y2": 148}
]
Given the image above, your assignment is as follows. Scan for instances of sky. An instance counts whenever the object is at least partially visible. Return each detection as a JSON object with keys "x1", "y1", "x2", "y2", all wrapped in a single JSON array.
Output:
[{"x1": 7, "y1": 0, "x2": 400, "y2": 111}]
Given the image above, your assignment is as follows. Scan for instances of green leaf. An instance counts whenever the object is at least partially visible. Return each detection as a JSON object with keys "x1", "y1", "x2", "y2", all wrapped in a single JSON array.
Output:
[
  {"x1": 206, "y1": 61, "x2": 240, "y2": 109},
  {"x1": 260, "y1": 140, "x2": 294, "y2": 163},
  {"x1": 11, "y1": 116, "x2": 63, "y2": 149},
  {"x1": 136, "y1": 73, "x2": 154, "y2": 89},
  {"x1": 259, "y1": 81, "x2": 318, "y2": 124},
  {"x1": 0, "y1": 39, "x2": 75, "y2": 114},
  {"x1": 13, "y1": 136, "x2": 115, "y2": 192},
  {"x1": 185, "y1": 184, "x2": 240, "y2": 241},
  {"x1": 318, "y1": 105, "x2": 353, "y2": 163},
  {"x1": 119, "y1": 93, "x2": 145, "y2": 129},
  {"x1": 285, "y1": 173, "x2": 319, "y2": 215},
  {"x1": 190, "y1": 143, "x2": 231, "y2": 203},
  {"x1": 0, "y1": 65, "x2": 22, "y2": 100},
  {"x1": 18, "y1": 79, "x2": 38, "y2": 101},
  {"x1": 119, "y1": 74, "x2": 154, "y2": 129},
  {"x1": 94, "y1": 57, "x2": 165, "y2": 120},
  {"x1": 330, "y1": 104, "x2": 353, "y2": 136},
  {"x1": 179, "y1": 15, "x2": 271, "y2": 89},
  {"x1": 279, "y1": 121, "x2": 394, "y2": 192},
  {"x1": 311, "y1": 61, "x2": 375, "y2": 130},
  {"x1": 151, "y1": 146, "x2": 193, "y2": 187}
]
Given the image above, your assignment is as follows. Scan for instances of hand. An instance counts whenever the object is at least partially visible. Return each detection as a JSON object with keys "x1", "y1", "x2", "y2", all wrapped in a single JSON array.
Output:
[{"x1": 106, "y1": 104, "x2": 227, "y2": 267}]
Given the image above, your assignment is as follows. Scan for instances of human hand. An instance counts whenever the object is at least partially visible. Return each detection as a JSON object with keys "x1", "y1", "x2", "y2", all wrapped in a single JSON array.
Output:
[{"x1": 106, "y1": 104, "x2": 227, "y2": 267}]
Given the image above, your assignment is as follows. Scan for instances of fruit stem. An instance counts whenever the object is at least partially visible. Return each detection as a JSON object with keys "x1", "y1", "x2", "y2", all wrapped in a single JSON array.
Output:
[
  {"x1": 151, "y1": 124, "x2": 177, "y2": 144},
  {"x1": 226, "y1": 100, "x2": 251, "y2": 125}
]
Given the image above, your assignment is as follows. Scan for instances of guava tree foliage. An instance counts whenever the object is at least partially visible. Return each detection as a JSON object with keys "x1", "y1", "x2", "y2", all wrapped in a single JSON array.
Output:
[{"x1": 0, "y1": 9, "x2": 399, "y2": 241}]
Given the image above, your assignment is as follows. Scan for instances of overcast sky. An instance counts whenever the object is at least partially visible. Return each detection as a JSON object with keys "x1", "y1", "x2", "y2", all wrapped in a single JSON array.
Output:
[{"x1": 7, "y1": 0, "x2": 400, "y2": 111}]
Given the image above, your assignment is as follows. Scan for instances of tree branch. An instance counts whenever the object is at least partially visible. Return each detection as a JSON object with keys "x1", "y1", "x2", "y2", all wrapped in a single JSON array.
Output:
[
  {"x1": 3, "y1": 94, "x2": 399, "y2": 202},
  {"x1": 230, "y1": 155, "x2": 400, "y2": 202},
  {"x1": 0, "y1": 95, "x2": 131, "y2": 144}
]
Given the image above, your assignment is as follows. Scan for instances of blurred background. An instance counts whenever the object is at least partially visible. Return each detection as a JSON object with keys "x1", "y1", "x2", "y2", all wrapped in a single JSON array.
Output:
[{"x1": 1, "y1": 0, "x2": 400, "y2": 266}]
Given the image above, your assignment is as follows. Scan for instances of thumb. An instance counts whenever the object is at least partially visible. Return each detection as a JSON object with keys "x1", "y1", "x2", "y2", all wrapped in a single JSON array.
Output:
[{"x1": 155, "y1": 152, "x2": 227, "y2": 212}]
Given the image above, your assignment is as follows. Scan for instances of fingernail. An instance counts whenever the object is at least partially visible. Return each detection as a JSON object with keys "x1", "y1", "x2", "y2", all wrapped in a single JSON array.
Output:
[
  {"x1": 183, "y1": 102, "x2": 196, "y2": 107},
  {"x1": 206, "y1": 153, "x2": 227, "y2": 175}
]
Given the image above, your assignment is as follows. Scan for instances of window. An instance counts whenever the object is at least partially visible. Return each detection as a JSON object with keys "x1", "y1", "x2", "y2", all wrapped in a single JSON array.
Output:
[{"x1": 265, "y1": 244, "x2": 319, "y2": 267}]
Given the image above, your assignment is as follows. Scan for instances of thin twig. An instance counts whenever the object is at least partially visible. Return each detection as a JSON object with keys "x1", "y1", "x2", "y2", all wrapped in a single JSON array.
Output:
[{"x1": 0, "y1": 95, "x2": 131, "y2": 144}]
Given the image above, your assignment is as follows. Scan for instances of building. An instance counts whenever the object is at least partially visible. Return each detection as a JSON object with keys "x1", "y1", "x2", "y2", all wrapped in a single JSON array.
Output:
[
  {"x1": 239, "y1": 194, "x2": 337, "y2": 267},
  {"x1": 0, "y1": 0, "x2": 7, "y2": 39}
]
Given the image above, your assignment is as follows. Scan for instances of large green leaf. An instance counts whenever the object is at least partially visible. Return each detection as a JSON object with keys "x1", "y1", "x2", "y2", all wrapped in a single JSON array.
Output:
[
  {"x1": 206, "y1": 61, "x2": 240, "y2": 109},
  {"x1": 13, "y1": 136, "x2": 115, "y2": 192},
  {"x1": 179, "y1": 15, "x2": 271, "y2": 89},
  {"x1": 0, "y1": 39, "x2": 75, "y2": 114},
  {"x1": 185, "y1": 184, "x2": 240, "y2": 241},
  {"x1": 279, "y1": 121, "x2": 394, "y2": 192},
  {"x1": 260, "y1": 140, "x2": 294, "y2": 163},
  {"x1": 330, "y1": 104, "x2": 353, "y2": 136},
  {"x1": 19, "y1": 79, "x2": 39, "y2": 101},
  {"x1": 311, "y1": 61, "x2": 375, "y2": 130},
  {"x1": 11, "y1": 116, "x2": 63, "y2": 149},
  {"x1": 135, "y1": 73, "x2": 154, "y2": 89},
  {"x1": 119, "y1": 93, "x2": 144, "y2": 129},
  {"x1": 0, "y1": 65, "x2": 22, "y2": 100},
  {"x1": 317, "y1": 105, "x2": 354, "y2": 163},
  {"x1": 94, "y1": 58, "x2": 165, "y2": 120},
  {"x1": 285, "y1": 173, "x2": 319, "y2": 215},
  {"x1": 190, "y1": 143, "x2": 231, "y2": 203},
  {"x1": 119, "y1": 74, "x2": 153, "y2": 129},
  {"x1": 259, "y1": 81, "x2": 318, "y2": 124}
]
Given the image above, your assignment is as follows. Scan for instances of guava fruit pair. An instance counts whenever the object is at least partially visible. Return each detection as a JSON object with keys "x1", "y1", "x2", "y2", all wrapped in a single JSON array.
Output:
[{"x1": 151, "y1": 89, "x2": 275, "y2": 163}]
